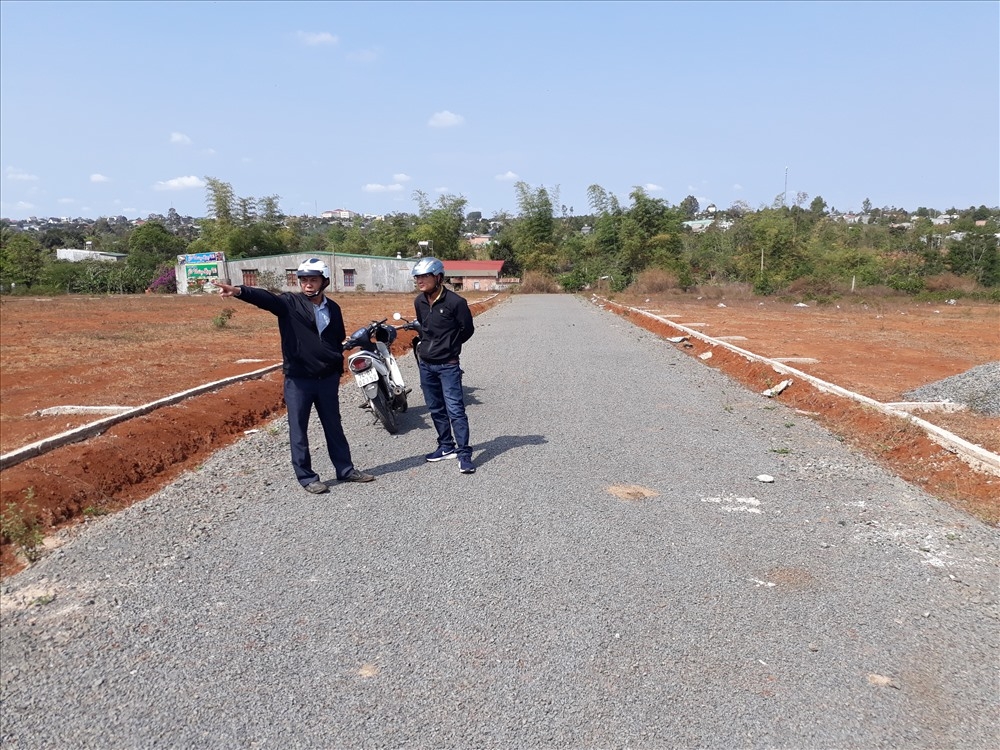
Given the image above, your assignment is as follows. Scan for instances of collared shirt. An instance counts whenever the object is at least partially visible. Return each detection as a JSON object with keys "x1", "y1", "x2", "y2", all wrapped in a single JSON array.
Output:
[{"x1": 313, "y1": 297, "x2": 330, "y2": 336}]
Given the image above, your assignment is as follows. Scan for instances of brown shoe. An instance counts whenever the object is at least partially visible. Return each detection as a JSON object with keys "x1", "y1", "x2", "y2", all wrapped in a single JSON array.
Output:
[
  {"x1": 340, "y1": 469, "x2": 375, "y2": 483},
  {"x1": 304, "y1": 480, "x2": 329, "y2": 494}
]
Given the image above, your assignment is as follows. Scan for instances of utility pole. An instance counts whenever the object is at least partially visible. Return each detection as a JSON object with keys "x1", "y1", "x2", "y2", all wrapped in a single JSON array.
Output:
[{"x1": 783, "y1": 166, "x2": 788, "y2": 208}]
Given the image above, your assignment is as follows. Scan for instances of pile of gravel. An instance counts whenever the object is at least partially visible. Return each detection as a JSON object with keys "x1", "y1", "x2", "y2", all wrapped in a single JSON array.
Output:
[{"x1": 903, "y1": 361, "x2": 1000, "y2": 416}]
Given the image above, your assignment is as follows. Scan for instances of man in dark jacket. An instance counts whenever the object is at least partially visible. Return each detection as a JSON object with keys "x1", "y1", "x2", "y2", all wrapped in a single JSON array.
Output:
[
  {"x1": 216, "y1": 258, "x2": 374, "y2": 492},
  {"x1": 411, "y1": 257, "x2": 476, "y2": 474}
]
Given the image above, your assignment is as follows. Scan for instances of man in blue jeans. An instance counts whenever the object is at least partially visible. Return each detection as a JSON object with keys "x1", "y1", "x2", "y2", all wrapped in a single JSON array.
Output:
[
  {"x1": 215, "y1": 258, "x2": 375, "y2": 493},
  {"x1": 411, "y1": 257, "x2": 476, "y2": 474}
]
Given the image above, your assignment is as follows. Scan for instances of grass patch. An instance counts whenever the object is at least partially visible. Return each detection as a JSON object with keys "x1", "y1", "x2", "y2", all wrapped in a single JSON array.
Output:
[{"x1": 1, "y1": 489, "x2": 45, "y2": 562}]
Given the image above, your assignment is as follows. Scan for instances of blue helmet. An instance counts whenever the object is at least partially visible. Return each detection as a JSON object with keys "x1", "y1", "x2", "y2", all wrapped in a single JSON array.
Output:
[{"x1": 411, "y1": 257, "x2": 444, "y2": 277}]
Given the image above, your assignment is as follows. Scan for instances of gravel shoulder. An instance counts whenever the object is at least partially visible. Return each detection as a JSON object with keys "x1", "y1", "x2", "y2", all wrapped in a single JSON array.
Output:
[{"x1": 2, "y1": 294, "x2": 998, "y2": 748}]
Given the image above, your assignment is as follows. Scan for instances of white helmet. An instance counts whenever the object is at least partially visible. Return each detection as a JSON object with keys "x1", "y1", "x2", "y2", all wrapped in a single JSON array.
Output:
[
  {"x1": 296, "y1": 258, "x2": 330, "y2": 279},
  {"x1": 411, "y1": 257, "x2": 444, "y2": 277}
]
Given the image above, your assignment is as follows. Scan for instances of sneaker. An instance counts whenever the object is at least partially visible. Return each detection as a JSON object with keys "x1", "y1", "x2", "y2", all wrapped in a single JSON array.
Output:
[
  {"x1": 340, "y1": 469, "x2": 375, "y2": 483},
  {"x1": 304, "y1": 480, "x2": 329, "y2": 494},
  {"x1": 458, "y1": 457, "x2": 476, "y2": 474},
  {"x1": 425, "y1": 446, "x2": 458, "y2": 462}
]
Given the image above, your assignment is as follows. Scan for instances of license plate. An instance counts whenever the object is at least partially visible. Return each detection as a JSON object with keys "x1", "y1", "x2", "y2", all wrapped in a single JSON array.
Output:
[{"x1": 354, "y1": 368, "x2": 379, "y2": 386}]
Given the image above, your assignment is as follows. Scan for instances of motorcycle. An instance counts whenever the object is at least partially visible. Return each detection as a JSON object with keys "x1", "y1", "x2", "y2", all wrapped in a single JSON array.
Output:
[{"x1": 342, "y1": 313, "x2": 421, "y2": 434}]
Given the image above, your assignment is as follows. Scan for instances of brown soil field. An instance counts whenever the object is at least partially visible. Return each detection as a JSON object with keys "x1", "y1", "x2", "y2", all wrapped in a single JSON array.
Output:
[{"x1": 1, "y1": 290, "x2": 998, "y2": 577}]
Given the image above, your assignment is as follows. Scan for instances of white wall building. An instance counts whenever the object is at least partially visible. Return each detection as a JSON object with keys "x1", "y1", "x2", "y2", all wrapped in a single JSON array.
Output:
[{"x1": 175, "y1": 251, "x2": 418, "y2": 295}]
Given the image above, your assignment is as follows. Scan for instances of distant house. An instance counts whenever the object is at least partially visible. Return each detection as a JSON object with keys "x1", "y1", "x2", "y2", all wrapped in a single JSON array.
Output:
[
  {"x1": 56, "y1": 247, "x2": 126, "y2": 263},
  {"x1": 442, "y1": 260, "x2": 505, "y2": 291},
  {"x1": 321, "y1": 209, "x2": 357, "y2": 221},
  {"x1": 682, "y1": 219, "x2": 715, "y2": 234},
  {"x1": 837, "y1": 213, "x2": 872, "y2": 225}
]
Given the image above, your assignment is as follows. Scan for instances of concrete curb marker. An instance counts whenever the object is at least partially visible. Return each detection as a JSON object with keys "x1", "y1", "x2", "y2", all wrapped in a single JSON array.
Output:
[{"x1": 0, "y1": 364, "x2": 281, "y2": 472}]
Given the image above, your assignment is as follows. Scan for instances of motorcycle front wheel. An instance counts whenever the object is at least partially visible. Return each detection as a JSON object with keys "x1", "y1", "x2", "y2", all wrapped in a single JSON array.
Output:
[{"x1": 370, "y1": 384, "x2": 398, "y2": 434}]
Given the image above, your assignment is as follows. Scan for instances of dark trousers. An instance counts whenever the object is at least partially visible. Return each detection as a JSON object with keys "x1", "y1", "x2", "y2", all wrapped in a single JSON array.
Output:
[
  {"x1": 418, "y1": 361, "x2": 471, "y2": 460},
  {"x1": 283, "y1": 374, "x2": 354, "y2": 485}
]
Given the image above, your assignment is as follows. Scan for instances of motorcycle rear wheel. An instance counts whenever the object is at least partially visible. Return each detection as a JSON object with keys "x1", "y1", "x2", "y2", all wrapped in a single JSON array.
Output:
[{"x1": 370, "y1": 384, "x2": 398, "y2": 434}]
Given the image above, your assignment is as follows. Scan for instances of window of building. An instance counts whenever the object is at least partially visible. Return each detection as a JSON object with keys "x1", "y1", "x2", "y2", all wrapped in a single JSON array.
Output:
[
  {"x1": 242, "y1": 269, "x2": 258, "y2": 286},
  {"x1": 285, "y1": 269, "x2": 298, "y2": 286},
  {"x1": 343, "y1": 269, "x2": 356, "y2": 288}
]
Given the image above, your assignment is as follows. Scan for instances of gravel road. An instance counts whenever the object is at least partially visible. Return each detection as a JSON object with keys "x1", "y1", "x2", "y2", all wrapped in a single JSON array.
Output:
[{"x1": 2, "y1": 294, "x2": 998, "y2": 749}]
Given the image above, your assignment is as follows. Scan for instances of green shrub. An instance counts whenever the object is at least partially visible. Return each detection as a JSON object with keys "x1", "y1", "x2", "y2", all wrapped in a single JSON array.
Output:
[{"x1": 213, "y1": 307, "x2": 236, "y2": 328}]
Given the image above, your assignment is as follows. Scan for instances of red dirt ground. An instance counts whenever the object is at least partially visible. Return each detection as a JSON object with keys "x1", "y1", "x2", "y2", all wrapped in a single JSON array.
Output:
[{"x1": 1, "y1": 291, "x2": 998, "y2": 577}]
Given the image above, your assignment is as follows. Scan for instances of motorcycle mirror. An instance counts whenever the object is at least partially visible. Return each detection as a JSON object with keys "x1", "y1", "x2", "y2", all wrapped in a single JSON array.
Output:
[{"x1": 392, "y1": 312, "x2": 402, "y2": 321}]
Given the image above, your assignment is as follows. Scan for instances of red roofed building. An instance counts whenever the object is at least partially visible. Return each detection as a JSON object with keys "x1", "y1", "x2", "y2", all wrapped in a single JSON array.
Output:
[{"x1": 441, "y1": 260, "x2": 507, "y2": 291}]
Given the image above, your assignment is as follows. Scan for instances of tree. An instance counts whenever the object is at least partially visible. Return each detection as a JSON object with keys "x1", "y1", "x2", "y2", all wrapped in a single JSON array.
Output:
[
  {"x1": 587, "y1": 184, "x2": 611, "y2": 216},
  {"x1": 0, "y1": 232, "x2": 46, "y2": 289},
  {"x1": 727, "y1": 200, "x2": 751, "y2": 219},
  {"x1": 862, "y1": 198, "x2": 873, "y2": 214},
  {"x1": 947, "y1": 230, "x2": 1000, "y2": 286},
  {"x1": 512, "y1": 182, "x2": 556, "y2": 271},
  {"x1": 627, "y1": 187, "x2": 671, "y2": 238},
  {"x1": 367, "y1": 212, "x2": 416, "y2": 257},
  {"x1": 809, "y1": 196, "x2": 828, "y2": 216},
  {"x1": 679, "y1": 195, "x2": 700, "y2": 218},
  {"x1": 127, "y1": 221, "x2": 188, "y2": 280},
  {"x1": 204, "y1": 177, "x2": 236, "y2": 224},
  {"x1": 412, "y1": 191, "x2": 468, "y2": 260}
]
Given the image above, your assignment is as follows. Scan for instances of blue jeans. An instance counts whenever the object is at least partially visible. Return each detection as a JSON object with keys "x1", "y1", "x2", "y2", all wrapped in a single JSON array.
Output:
[
  {"x1": 418, "y1": 361, "x2": 471, "y2": 459},
  {"x1": 284, "y1": 374, "x2": 355, "y2": 485}
]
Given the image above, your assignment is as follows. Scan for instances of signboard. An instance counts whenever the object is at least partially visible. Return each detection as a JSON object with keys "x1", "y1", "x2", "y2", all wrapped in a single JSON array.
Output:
[
  {"x1": 178, "y1": 252, "x2": 225, "y2": 293},
  {"x1": 185, "y1": 263, "x2": 221, "y2": 282},
  {"x1": 182, "y1": 252, "x2": 225, "y2": 263}
]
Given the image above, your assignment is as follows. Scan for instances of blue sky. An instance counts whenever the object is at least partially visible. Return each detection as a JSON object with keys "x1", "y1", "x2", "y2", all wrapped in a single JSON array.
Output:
[{"x1": 1, "y1": 1, "x2": 997, "y2": 222}]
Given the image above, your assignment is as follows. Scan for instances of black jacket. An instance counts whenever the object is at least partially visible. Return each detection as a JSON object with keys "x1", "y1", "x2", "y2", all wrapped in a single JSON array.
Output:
[
  {"x1": 413, "y1": 287, "x2": 474, "y2": 364},
  {"x1": 236, "y1": 286, "x2": 346, "y2": 378}
]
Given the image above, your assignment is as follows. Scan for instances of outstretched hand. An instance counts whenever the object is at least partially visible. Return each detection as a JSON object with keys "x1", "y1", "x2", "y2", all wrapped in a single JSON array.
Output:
[{"x1": 215, "y1": 281, "x2": 241, "y2": 298}]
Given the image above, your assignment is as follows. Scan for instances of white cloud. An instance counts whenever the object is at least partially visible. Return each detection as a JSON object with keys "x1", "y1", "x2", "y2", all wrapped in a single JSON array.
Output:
[
  {"x1": 393, "y1": 173, "x2": 412, "y2": 183},
  {"x1": 495, "y1": 171, "x2": 519, "y2": 181},
  {"x1": 297, "y1": 31, "x2": 338, "y2": 46},
  {"x1": 14, "y1": 200, "x2": 35, "y2": 210},
  {"x1": 733, "y1": 183, "x2": 744, "y2": 191},
  {"x1": 644, "y1": 183, "x2": 663, "y2": 192},
  {"x1": 153, "y1": 175, "x2": 205, "y2": 191},
  {"x1": 58, "y1": 197, "x2": 76, "y2": 204},
  {"x1": 362, "y1": 183, "x2": 404, "y2": 193},
  {"x1": 434, "y1": 186, "x2": 449, "y2": 194},
  {"x1": 428, "y1": 110, "x2": 465, "y2": 128},
  {"x1": 201, "y1": 148, "x2": 217, "y2": 156},
  {"x1": 90, "y1": 173, "x2": 110, "y2": 183},
  {"x1": 170, "y1": 132, "x2": 192, "y2": 146},
  {"x1": 6, "y1": 167, "x2": 38, "y2": 181},
  {"x1": 347, "y1": 48, "x2": 378, "y2": 63}
]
